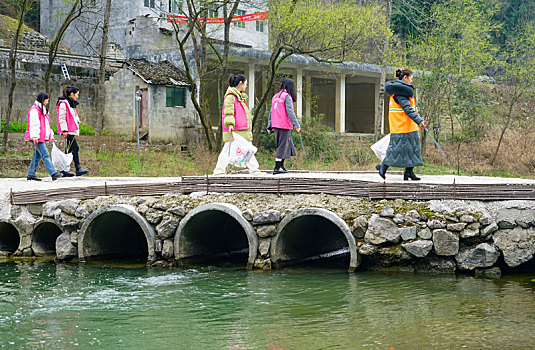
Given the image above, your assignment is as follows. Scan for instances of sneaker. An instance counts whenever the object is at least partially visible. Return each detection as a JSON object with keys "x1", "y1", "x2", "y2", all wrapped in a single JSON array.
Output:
[
  {"x1": 249, "y1": 170, "x2": 267, "y2": 176},
  {"x1": 27, "y1": 175, "x2": 41, "y2": 181},
  {"x1": 51, "y1": 172, "x2": 62, "y2": 181}
]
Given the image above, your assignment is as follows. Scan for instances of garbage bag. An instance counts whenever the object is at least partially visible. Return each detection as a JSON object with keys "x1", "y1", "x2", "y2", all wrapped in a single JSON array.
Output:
[
  {"x1": 370, "y1": 134, "x2": 391, "y2": 161},
  {"x1": 51, "y1": 142, "x2": 73, "y2": 172},
  {"x1": 228, "y1": 132, "x2": 257, "y2": 168}
]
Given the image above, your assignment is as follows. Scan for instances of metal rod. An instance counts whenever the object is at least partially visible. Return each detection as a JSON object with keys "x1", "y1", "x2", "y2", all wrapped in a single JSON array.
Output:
[
  {"x1": 228, "y1": 132, "x2": 232, "y2": 158},
  {"x1": 298, "y1": 133, "x2": 307, "y2": 160},
  {"x1": 424, "y1": 127, "x2": 447, "y2": 158},
  {"x1": 135, "y1": 90, "x2": 142, "y2": 169}
]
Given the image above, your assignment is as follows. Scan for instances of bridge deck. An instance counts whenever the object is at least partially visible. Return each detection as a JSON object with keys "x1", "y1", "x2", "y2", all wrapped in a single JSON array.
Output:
[{"x1": 2, "y1": 172, "x2": 535, "y2": 205}]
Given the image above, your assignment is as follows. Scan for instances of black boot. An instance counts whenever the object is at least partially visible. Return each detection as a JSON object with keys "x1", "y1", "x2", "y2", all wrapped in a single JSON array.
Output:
[
  {"x1": 51, "y1": 172, "x2": 62, "y2": 181},
  {"x1": 75, "y1": 164, "x2": 89, "y2": 176},
  {"x1": 273, "y1": 161, "x2": 287, "y2": 175},
  {"x1": 61, "y1": 170, "x2": 75, "y2": 177},
  {"x1": 375, "y1": 163, "x2": 388, "y2": 179},
  {"x1": 280, "y1": 159, "x2": 287, "y2": 172},
  {"x1": 404, "y1": 167, "x2": 421, "y2": 181},
  {"x1": 27, "y1": 175, "x2": 41, "y2": 181}
]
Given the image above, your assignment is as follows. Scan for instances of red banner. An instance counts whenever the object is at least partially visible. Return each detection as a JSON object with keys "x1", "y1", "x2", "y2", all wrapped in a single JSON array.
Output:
[{"x1": 167, "y1": 11, "x2": 268, "y2": 24}]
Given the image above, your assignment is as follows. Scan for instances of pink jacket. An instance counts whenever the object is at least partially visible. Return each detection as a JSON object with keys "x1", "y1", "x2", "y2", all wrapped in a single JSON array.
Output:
[
  {"x1": 57, "y1": 99, "x2": 79, "y2": 133},
  {"x1": 270, "y1": 90, "x2": 293, "y2": 129},
  {"x1": 222, "y1": 94, "x2": 248, "y2": 132},
  {"x1": 24, "y1": 103, "x2": 53, "y2": 143}
]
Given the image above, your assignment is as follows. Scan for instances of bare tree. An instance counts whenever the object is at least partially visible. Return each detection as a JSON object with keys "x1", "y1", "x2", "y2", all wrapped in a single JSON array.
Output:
[
  {"x1": 44, "y1": 0, "x2": 84, "y2": 93},
  {"x1": 168, "y1": 0, "x2": 244, "y2": 151},
  {"x1": 95, "y1": 0, "x2": 112, "y2": 152},
  {"x1": 2, "y1": 0, "x2": 33, "y2": 153},
  {"x1": 490, "y1": 25, "x2": 535, "y2": 165},
  {"x1": 374, "y1": 0, "x2": 392, "y2": 142}
]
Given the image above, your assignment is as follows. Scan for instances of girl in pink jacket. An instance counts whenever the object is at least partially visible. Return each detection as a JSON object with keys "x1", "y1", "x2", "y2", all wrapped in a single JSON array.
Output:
[
  {"x1": 25, "y1": 92, "x2": 61, "y2": 181},
  {"x1": 56, "y1": 85, "x2": 89, "y2": 176}
]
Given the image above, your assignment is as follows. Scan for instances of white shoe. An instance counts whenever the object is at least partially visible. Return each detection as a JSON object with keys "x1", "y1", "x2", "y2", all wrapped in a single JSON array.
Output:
[{"x1": 249, "y1": 170, "x2": 267, "y2": 176}]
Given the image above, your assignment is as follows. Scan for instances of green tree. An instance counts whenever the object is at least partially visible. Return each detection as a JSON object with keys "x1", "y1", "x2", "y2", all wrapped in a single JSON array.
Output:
[
  {"x1": 490, "y1": 24, "x2": 535, "y2": 165},
  {"x1": 252, "y1": 0, "x2": 391, "y2": 143},
  {"x1": 406, "y1": 0, "x2": 499, "y2": 156}
]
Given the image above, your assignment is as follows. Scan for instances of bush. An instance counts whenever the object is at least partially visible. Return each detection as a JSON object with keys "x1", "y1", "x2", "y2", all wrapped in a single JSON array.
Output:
[
  {"x1": 79, "y1": 123, "x2": 95, "y2": 136},
  {"x1": 347, "y1": 146, "x2": 375, "y2": 165},
  {"x1": 296, "y1": 114, "x2": 341, "y2": 162},
  {"x1": 258, "y1": 114, "x2": 341, "y2": 162},
  {"x1": 1, "y1": 118, "x2": 96, "y2": 136},
  {"x1": 1, "y1": 118, "x2": 27, "y2": 133}
]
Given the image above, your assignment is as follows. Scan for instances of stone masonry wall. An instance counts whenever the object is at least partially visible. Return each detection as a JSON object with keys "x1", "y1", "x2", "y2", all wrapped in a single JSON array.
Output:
[{"x1": 4, "y1": 193, "x2": 535, "y2": 276}]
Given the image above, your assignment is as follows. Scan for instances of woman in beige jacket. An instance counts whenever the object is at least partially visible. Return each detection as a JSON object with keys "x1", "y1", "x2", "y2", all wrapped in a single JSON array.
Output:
[{"x1": 213, "y1": 74, "x2": 263, "y2": 175}]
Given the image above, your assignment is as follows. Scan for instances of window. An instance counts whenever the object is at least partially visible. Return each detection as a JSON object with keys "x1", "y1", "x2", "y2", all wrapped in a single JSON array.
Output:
[
  {"x1": 233, "y1": 10, "x2": 245, "y2": 28},
  {"x1": 169, "y1": 0, "x2": 181, "y2": 14},
  {"x1": 166, "y1": 87, "x2": 186, "y2": 107},
  {"x1": 144, "y1": 0, "x2": 155, "y2": 8},
  {"x1": 256, "y1": 20, "x2": 265, "y2": 32},
  {"x1": 208, "y1": 6, "x2": 218, "y2": 18}
]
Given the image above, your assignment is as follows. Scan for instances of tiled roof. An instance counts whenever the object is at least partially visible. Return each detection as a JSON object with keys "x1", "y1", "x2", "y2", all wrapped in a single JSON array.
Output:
[{"x1": 126, "y1": 58, "x2": 189, "y2": 86}]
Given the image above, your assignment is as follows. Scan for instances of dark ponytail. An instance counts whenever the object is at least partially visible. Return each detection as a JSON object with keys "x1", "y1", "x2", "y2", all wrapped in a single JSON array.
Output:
[
  {"x1": 280, "y1": 78, "x2": 297, "y2": 102},
  {"x1": 228, "y1": 74, "x2": 246, "y2": 87},
  {"x1": 36, "y1": 92, "x2": 49, "y2": 115},
  {"x1": 63, "y1": 85, "x2": 80, "y2": 98},
  {"x1": 395, "y1": 68, "x2": 414, "y2": 80}
]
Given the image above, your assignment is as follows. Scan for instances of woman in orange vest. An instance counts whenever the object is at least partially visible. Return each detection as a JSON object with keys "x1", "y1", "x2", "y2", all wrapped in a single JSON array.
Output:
[{"x1": 376, "y1": 68, "x2": 427, "y2": 180}]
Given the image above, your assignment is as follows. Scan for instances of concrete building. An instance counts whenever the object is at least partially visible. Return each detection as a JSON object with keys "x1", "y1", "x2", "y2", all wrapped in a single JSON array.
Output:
[
  {"x1": 40, "y1": 0, "x2": 388, "y2": 143},
  {"x1": 105, "y1": 58, "x2": 202, "y2": 145}
]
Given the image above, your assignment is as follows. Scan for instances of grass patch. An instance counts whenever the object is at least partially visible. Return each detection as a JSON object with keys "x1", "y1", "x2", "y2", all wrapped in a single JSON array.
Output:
[{"x1": 1, "y1": 130, "x2": 534, "y2": 180}]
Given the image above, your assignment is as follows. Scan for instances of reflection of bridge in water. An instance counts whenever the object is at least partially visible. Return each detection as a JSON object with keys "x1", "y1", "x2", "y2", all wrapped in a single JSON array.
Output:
[{"x1": 1, "y1": 174, "x2": 535, "y2": 273}]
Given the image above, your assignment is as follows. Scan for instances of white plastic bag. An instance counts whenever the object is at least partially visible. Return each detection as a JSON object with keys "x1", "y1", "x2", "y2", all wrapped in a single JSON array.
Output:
[
  {"x1": 51, "y1": 142, "x2": 73, "y2": 172},
  {"x1": 370, "y1": 134, "x2": 391, "y2": 161},
  {"x1": 228, "y1": 132, "x2": 257, "y2": 167}
]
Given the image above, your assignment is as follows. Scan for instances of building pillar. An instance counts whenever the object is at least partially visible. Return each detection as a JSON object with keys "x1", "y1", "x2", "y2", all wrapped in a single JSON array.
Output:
[
  {"x1": 335, "y1": 73, "x2": 346, "y2": 133},
  {"x1": 305, "y1": 76, "x2": 311, "y2": 119},
  {"x1": 296, "y1": 68, "x2": 303, "y2": 120},
  {"x1": 248, "y1": 63, "x2": 255, "y2": 111}
]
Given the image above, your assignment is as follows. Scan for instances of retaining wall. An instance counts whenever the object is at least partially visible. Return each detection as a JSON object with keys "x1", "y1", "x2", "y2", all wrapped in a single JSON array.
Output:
[{"x1": 1, "y1": 192, "x2": 534, "y2": 275}]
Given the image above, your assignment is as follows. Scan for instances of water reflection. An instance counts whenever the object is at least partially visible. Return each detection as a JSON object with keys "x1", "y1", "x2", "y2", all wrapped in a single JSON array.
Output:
[{"x1": 0, "y1": 262, "x2": 534, "y2": 349}]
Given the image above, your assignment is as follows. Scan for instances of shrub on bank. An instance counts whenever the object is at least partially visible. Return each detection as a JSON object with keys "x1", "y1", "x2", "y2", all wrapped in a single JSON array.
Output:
[
  {"x1": 0, "y1": 119, "x2": 26, "y2": 133},
  {"x1": 1, "y1": 118, "x2": 101, "y2": 136},
  {"x1": 258, "y1": 114, "x2": 341, "y2": 163}
]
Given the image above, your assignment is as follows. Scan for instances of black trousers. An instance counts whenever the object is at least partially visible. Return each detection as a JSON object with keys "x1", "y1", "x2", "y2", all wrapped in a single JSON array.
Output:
[{"x1": 65, "y1": 134, "x2": 80, "y2": 166}]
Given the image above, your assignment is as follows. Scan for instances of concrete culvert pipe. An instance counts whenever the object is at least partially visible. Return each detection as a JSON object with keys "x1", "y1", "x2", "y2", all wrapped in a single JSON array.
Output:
[
  {"x1": 31, "y1": 220, "x2": 63, "y2": 256},
  {"x1": 174, "y1": 203, "x2": 258, "y2": 269},
  {"x1": 78, "y1": 205, "x2": 155, "y2": 262},
  {"x1": 0, "y1": 221, "x2": 20, "y2": 256},
  {"x1": 270, "y1": 208, "x2": 359, "y2": 272}
]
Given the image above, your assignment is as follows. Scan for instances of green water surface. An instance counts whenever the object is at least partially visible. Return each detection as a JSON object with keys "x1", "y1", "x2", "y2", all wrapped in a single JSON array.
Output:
[{"x1": 0, "y1": 262, "x2": 534, "y2": 349}]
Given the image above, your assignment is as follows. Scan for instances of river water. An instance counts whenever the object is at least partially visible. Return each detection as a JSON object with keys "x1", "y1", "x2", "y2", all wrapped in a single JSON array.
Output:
[{"x1": 0, "y1": 261, "x2": 534, "y2": 349}]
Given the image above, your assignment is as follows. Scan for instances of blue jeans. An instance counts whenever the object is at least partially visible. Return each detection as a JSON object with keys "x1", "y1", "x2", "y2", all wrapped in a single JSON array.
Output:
[{"x1": 28, "y1": 142, "x2": 57, "y2": 177}]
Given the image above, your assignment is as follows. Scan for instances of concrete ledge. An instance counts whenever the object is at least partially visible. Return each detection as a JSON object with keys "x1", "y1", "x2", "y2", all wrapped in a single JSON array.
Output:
[
  {"x1": 271, "y1": 208, "x2": 359, "y2": 272},
  {"x1": 78, "y1": 204, "x2": 156, "y2": 262},
  {"x1": 174, "y1": 203, "x2": 258, "y2": 269}
]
